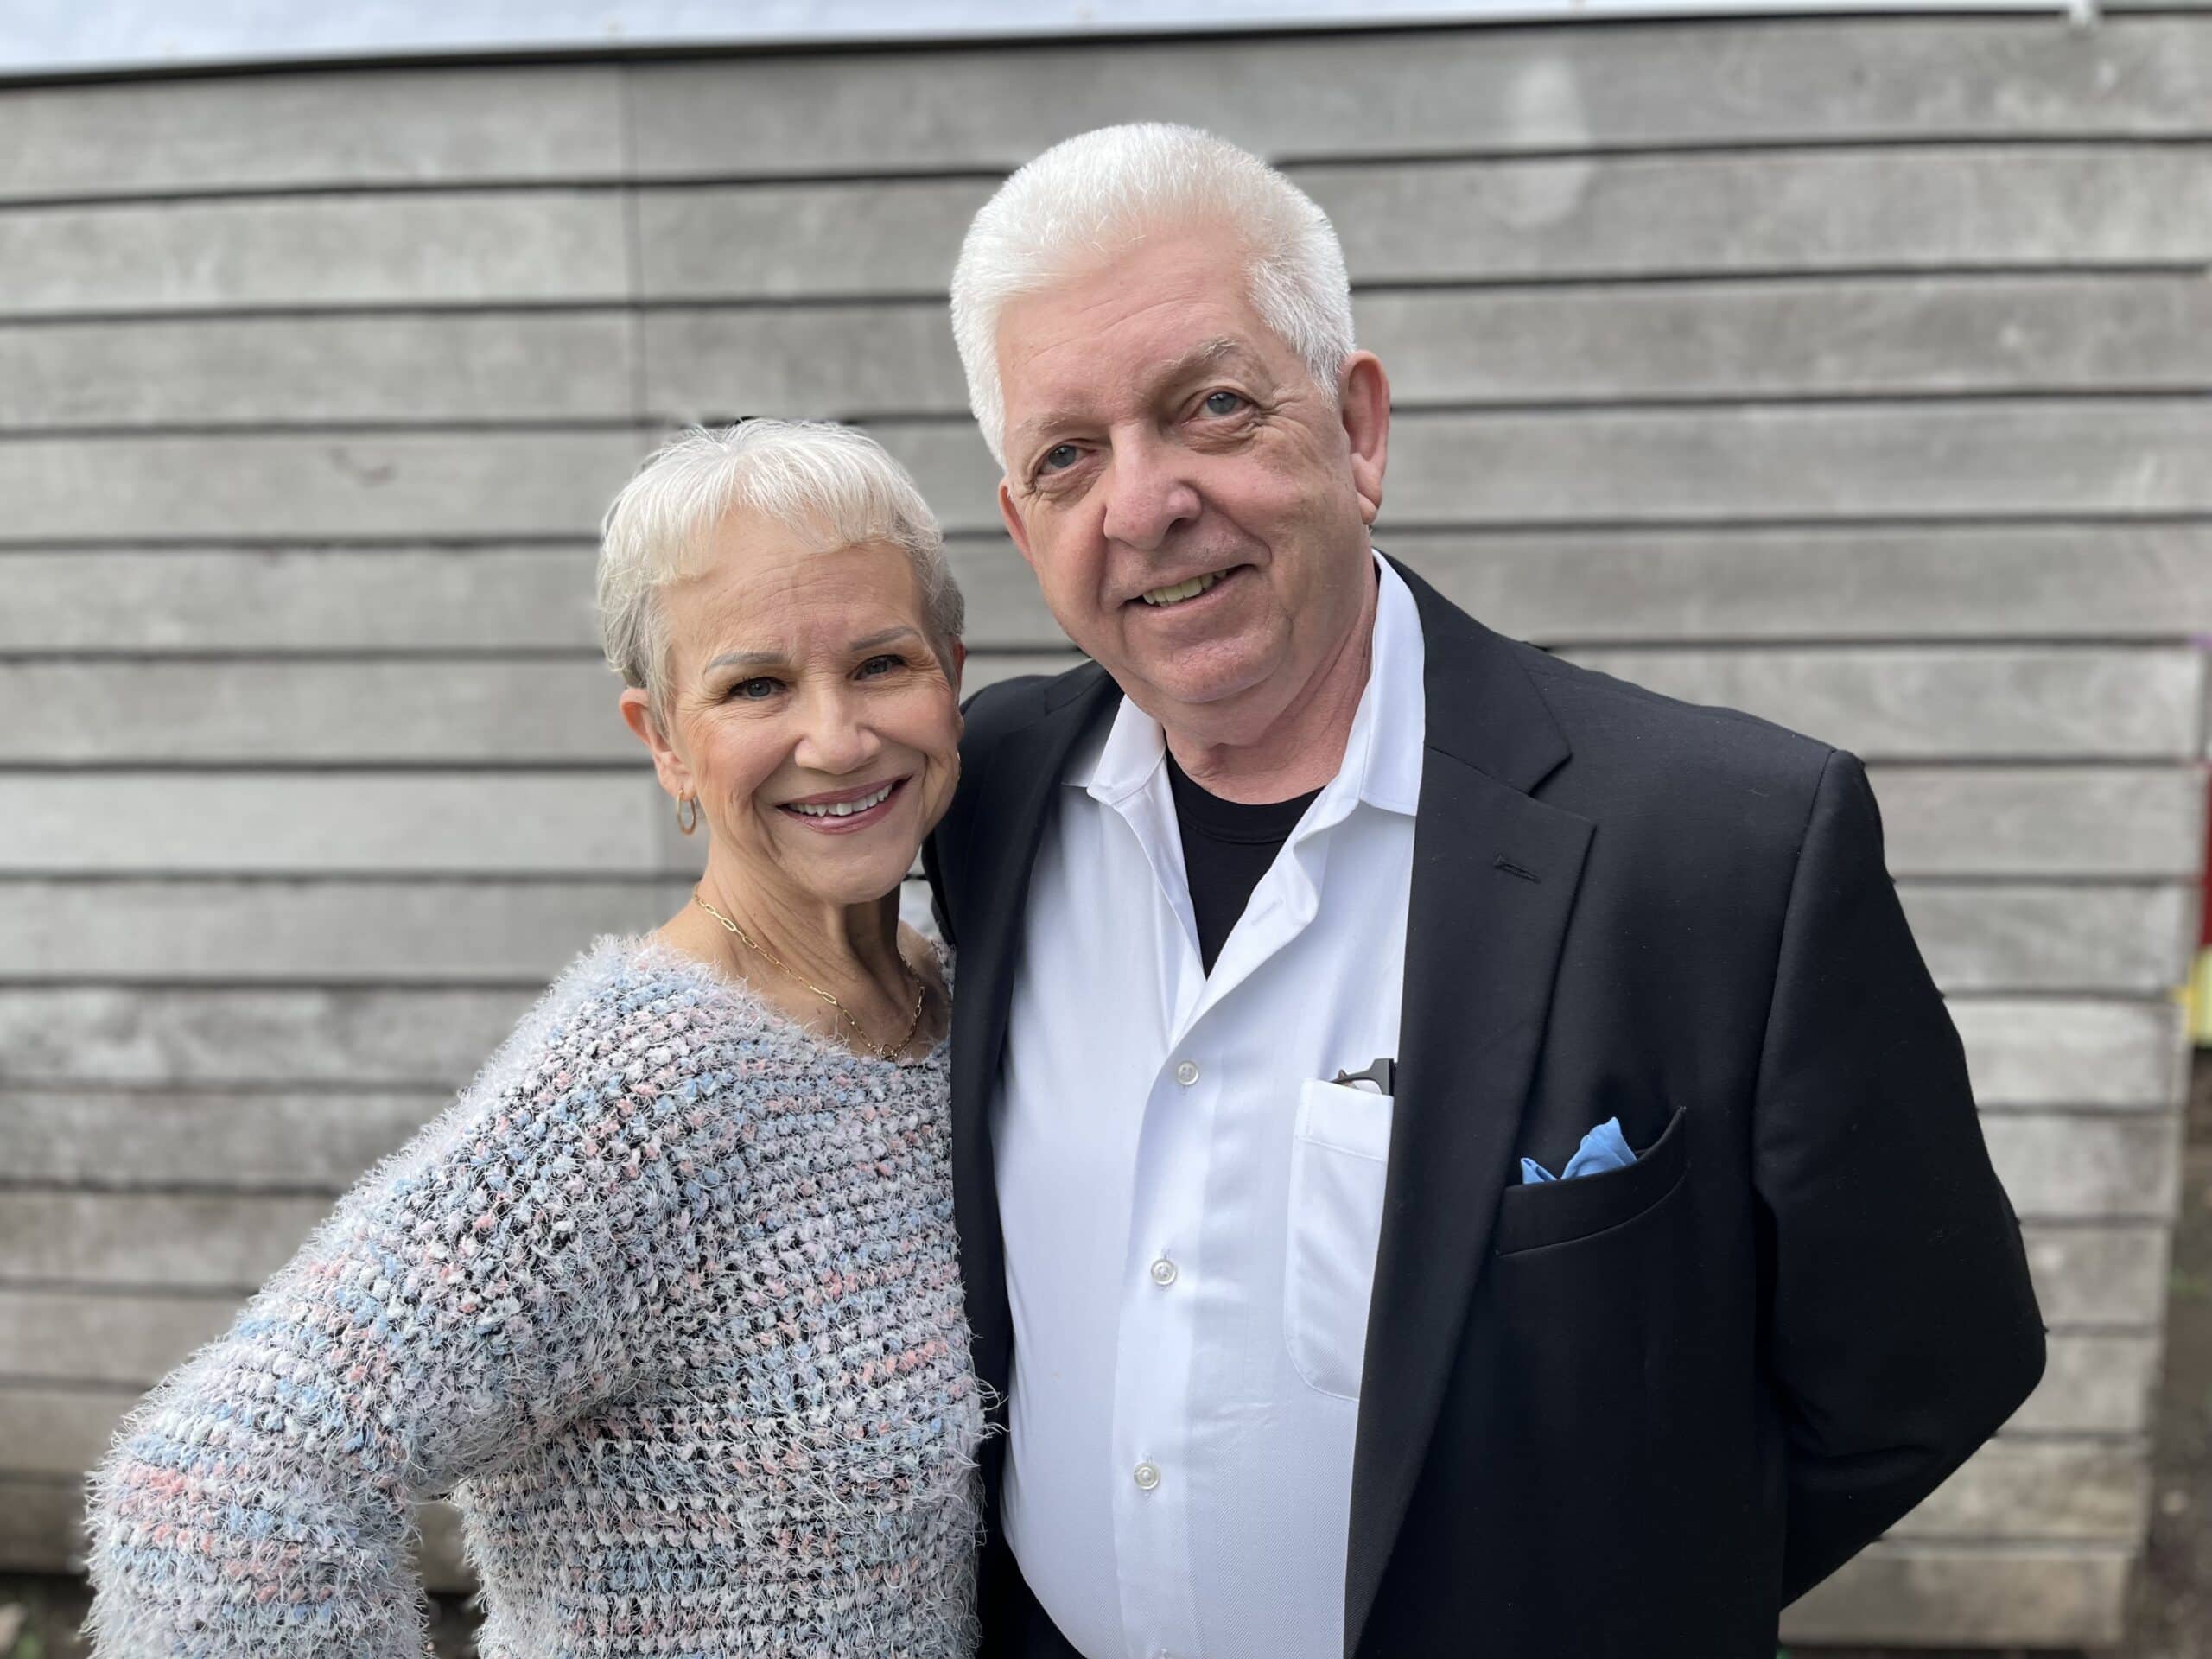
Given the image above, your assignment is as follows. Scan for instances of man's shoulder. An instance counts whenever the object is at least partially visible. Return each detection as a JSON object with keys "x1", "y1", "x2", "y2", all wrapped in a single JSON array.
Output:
[{"x1": 958, "y1": 659, "x2": 1113, "y2": 765}]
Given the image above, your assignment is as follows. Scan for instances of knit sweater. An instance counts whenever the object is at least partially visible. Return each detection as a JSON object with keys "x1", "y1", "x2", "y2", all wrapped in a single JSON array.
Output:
[{"x1": 84, "y1": 935, "x2": 983, "y2": 1659}]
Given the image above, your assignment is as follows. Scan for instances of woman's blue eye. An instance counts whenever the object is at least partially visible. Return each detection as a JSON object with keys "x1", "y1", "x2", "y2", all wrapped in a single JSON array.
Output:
[
  {"x1": 857, "y1": 654, "x2": 903, "y2": 678},
  {"x1": 1203, "y1": 390, "x2": 1246, "y2": 417},
  {"x1": 1039, "y1": 443, "x2": 1081, "y2": 474},
  {"x1": 731, "y1": 677, "x2": 781, "y2": 701}
]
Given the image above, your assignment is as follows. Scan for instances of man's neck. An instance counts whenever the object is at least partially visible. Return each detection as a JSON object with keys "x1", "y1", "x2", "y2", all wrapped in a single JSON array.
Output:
[{"x1": 1161, "y1": 569, "x2": 1378, "y2": 804}]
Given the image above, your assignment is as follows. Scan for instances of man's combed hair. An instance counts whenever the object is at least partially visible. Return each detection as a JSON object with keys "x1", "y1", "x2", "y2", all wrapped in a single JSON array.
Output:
[
  {"x1": 596, "y1": 419, "x2": 963, "y2": 729},
  {"x1": 950, "y1": 123, "x2": 1357, "y2": 469}
]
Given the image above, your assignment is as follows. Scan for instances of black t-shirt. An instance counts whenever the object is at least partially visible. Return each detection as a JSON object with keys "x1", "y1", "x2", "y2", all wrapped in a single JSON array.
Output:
[{"x1": 1163, "y1": 749, "x2": 1322, "y2": 973}]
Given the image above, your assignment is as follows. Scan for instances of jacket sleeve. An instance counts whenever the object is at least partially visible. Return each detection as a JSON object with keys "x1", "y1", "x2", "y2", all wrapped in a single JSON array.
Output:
[
  {"x1": 1752, "y1": 748, "x2": 2046, "y2": 1603},
  {"x1": 82, "y1": 1005, "x2": 669, "y2": 1657}
]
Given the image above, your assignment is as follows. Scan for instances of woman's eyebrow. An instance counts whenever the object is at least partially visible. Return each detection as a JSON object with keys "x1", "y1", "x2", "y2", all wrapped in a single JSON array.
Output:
[
  {"x1": 703, "y1": 648, "x2": 784, "y2": 671},
  {"x1": 849, "y1": 627, "x2": 922, "y2": 652}
]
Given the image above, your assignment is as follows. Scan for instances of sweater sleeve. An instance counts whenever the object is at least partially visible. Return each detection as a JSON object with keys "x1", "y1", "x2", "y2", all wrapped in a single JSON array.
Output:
[{"x1": 82, "y1": 978, "x2": 687, "y2": 1658}]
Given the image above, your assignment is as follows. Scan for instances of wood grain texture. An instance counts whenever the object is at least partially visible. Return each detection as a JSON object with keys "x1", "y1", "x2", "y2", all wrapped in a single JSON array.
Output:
[
  {"x1": 5, "y1": 646, "x2": 2190, "y2": 764},
  {"x1": 0, "y1": 431, "x2": 643, "y2": 542},
  {"x1": 1981, "y1": 1112, "x2": 2185, "y2": 1222},
  {"x1": 10, "y1": 526, "x2": 2209, "y2": 656},
  {"x1": 0, "y1": 766, "x2": 2190, "y2": 877},
  {"x1": 633, "y1": 149, "x2": 2212, "y2": 302},
  {"x1": 0, "y1": 67, "x2": 622, "y2": 203},
  {"x1": 1955, "y1": 999, "x2": 2188, "y2": 1109},
  {"x1": 626, "y1": 21, "x2": 2212, "y2": 175},
  {"x1": 2023, "y1": 1225, "x2": 2171, "y2": 1326},
  {"x1": 1779, "y1": 1540, "x2": 2133, "y2": 1646},
  {"x1": 0, "y1": 313, "x2": 636, "y2": 429},
  {"x1": 642, "y1": 276, "x2": 2212, "y2": 420},
  {"x1": 0, "y1": 877, "x2": 2189, "y2": 996},
  {"x1": 0, "y1": 193, "x2": 629, "y2": 317},
  {"x1": 0, "y1": 1287, "x2": 237, "y2": 1385}
]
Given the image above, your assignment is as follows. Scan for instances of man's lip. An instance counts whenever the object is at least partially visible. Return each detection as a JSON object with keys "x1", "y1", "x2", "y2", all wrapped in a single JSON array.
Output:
[
  {"x1": 1122, "y1": 564, "x2": 1244, "y2": 606},
  {"x1": 778, "y1": 776, "x2": 910, "y2": 808}
]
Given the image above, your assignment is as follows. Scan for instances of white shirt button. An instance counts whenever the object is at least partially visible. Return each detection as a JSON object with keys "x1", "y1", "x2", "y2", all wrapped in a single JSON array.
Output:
[
  {"x1": 1174, "y1": 1060, "x2": 1199, "y2": 1085},
  {"x1": 1134, "y1": 1461, "x2": 1161, "y2": 1491},
  {"x1": 1149, "y1": 1257, "x2": 1179, "y2": 1287}
]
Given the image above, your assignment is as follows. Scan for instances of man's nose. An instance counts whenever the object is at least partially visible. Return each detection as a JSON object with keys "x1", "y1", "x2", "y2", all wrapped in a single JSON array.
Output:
[
  {"x1": 791, "y1": 687, "x2": 880, "y2": 775},
  {"x1": 1099, "y1": 430, "x2": 1201, "y2": 551}
]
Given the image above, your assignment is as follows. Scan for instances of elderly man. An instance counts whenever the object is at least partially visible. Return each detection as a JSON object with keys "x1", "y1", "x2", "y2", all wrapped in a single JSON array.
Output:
[{"x1": 923, "y1": 124, "x2": 2044, "y2": 1659}]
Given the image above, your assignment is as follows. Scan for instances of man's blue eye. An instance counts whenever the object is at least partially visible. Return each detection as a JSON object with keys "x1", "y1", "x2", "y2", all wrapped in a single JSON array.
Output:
[
  {"x1": 1039, "y1": 443, "x2": 1081, "y2": 474},
  {"x1": 1203, "y1": 391, "x2": 1246, "y2": 416}
]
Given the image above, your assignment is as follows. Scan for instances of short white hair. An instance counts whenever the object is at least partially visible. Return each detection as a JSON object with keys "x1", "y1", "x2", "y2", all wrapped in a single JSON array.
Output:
[
  {"x1": 597, "y1": 419, "x2": 963, "y2": 729},
  {"x1": 950, "y1": 123, "x2": 1356, "y2": 468}
]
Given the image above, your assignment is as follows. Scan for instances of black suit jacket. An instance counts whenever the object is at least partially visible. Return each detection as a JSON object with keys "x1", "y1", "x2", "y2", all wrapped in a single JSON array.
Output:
[{"x1": 924, "y1": 559, "x2": 2045, "y2": 1659}]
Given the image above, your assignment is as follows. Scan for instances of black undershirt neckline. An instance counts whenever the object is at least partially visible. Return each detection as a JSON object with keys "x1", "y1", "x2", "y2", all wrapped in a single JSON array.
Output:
[{"x1": 1162, "y1": 749, "x2": 1322, "y2": 974}]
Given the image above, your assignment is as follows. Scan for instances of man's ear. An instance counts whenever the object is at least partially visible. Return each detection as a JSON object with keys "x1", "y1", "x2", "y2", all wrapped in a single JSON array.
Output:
[
  {"x1": 619, "y1": 687, "x2": 693, "y2": 804},
  {"x1": 998, "y1": 478, "x2": 1040, "y2": 573},
  {"x1": 1340, "y1": 351, "x2": 1390, "y2": 528}
]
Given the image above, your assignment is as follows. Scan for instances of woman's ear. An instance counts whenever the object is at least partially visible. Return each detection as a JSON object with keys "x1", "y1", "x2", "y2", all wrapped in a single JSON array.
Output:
[
  {"x1": 619, "y1": 688, "x2": 692, "y2": 803},
  {"x1": 949, "y1": 638, "x2": 967, "y2": 700}
]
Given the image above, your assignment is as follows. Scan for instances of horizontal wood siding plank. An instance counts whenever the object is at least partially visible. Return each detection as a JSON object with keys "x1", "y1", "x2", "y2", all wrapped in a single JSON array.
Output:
[
  {"x1": 2023, "y1": 1225, "x2": 2170, "y2": 1328},
  {"x1": 0, "y1": 193, "x2": 629, "y2": 317},
  {"x1": 1860, "y1": 767, "x2": 2203, "y2": 880},
  {"x1": 3, "y1": 1087, "x2": 452, "y2": 1190},
  {"x1": 1901, "y1": 883, "x2": 2195, "y2": 995},
  {"x1": 1779, "y1": 1540, "x2": 2132, "y2": 1647},
  {"x1": 0, "y1": 766, "x2": 2189, "y2": 877},
  {"x1": 0, "y1": 67, "x2": 622, "y2": 203},
  {"x1": 871, "y1": 403, "x2": 2212, "y2": 535},
  {"x1": 0, "y1": 878, "x2": 2187, "y2": 997},
  {"x1": 644, "y1": 276, "x2": 2212, "y2": 419},
  {"x1": 626, "y1": 22, "x2": 2212, "y2": 176},
  {"x1": 2007, "y1": 1332, "x2": 2164, "y2": 1435},
  {"x1": 0, "y1": 986, "x2": 534, "y2": 1087},
  {"x1": 1955, "y1": 999, "x2": 2187, "y2": 1109},
  {"x1": 1981, "y1": 1113, "x2": 2185, "y2": 1221},
  {"x1": 0, "y1": 314, "x2": 636, "y2": 429},
  {"x1": 7, "y1": 647, "x2": 2191, "y2": 765},
  {"x1": 8, "y1": 404, "x2": 2201, "y2": 543},
  {"x1": 10, "y1": 526, "x2": 2209, "y2": 655},
  {"x1": 636, "y1": 150, "x2": 2212, "y2": 302},
  {"x1": 1556, "y1": 646, "x2": 2205, "y2": 761},
  {"x1": 0, "y1": 546, "x2": 603, "y2": 653},
  {"x1": 1303, "y1": 147, "x2": 2212, "y2": 283},
  {"x1": 1374, "y1": 524, "x2": 2212, "y2": 645},
  {"x1": 0, "y1": 1192, "x2": 333, "y2": 1288},
  {"x1": 0, "y1": 432, "x2": 643, "y2": 541},
  {"x1": 1853, "y1": 1438, "x2": 2148, "y2": 1543},
  {"x1": 0, "y1": 1287, "x2": 236, "y2": 1385}
]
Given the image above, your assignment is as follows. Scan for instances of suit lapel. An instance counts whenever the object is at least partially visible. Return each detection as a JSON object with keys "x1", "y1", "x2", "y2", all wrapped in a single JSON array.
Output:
[
  {"x1": 949, "y1": 665, "x2": 1120, "y2": 1398},
  {"x1": 1344, "y1": 563, "x2": 1593, "y2": 1656}
]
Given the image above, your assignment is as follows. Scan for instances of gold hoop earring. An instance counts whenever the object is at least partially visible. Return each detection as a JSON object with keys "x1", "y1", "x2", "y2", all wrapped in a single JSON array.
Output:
[{"x1": 676, "y1": 793, "x2": 700, "y2": 836}]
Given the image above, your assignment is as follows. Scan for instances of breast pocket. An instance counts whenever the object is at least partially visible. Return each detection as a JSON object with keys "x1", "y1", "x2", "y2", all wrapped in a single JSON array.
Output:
[{"x1": 1284, "y1": 1078, "x2": 1393, "y2": 1401}]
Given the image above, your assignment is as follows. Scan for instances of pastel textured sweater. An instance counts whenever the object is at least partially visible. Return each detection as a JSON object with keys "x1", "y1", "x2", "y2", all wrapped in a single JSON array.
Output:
[{"x1": 84, "y1": 935, "x2": 983, "y2": 1659}]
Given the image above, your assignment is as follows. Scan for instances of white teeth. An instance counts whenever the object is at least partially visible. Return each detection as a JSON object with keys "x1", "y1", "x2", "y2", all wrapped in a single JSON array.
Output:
[
  {"x1": 789, "y1": 783, "x2": 894, "y2": 819},
  {"x1": 1140, "y1": 570, "x2": 1224, "y2": 607}
]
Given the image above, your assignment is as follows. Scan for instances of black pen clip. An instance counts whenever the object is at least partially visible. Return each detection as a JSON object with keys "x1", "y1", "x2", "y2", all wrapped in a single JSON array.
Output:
[{"x1": 1332, "y1": 1057, "x2": 1397, "y2": 1096}]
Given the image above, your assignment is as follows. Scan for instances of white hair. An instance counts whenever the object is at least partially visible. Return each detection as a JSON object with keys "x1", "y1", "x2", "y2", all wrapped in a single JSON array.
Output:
[
  {"x1": 950, "y1": 123, "x2": 1356, "y2": 468},
  {"x1": 597, "y1": 419, "x2": 963, "y2": 730}
]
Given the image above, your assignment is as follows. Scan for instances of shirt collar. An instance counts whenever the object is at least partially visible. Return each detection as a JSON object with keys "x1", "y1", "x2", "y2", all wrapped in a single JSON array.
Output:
[{"x1": 1067, "y1": 550, "x2": 1426, "y2": 818}]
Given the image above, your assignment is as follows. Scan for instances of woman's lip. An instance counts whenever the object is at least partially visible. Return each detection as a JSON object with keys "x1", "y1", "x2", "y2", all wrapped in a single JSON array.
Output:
[
  {"x1": 780, "y1": 775, "x2": 911, "y2": 809},
  {"x1": 775, "y1": 776, "x2": 909, "y2": 833}
]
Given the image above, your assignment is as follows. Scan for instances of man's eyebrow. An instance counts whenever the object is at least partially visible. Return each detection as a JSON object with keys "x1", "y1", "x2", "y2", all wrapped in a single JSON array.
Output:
[{"x1": 1007, "y1": 338, "x2": 1251, "y2": 452}]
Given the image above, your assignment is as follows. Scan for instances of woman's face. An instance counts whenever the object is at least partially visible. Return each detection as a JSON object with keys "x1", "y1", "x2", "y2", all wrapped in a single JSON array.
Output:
[{"x1": 632, "y1": 511, "x2": 964, "y2": 911}]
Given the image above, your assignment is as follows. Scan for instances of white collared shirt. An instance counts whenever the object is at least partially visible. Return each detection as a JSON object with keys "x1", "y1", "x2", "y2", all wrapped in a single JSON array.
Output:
[{"x1": 995, "y1": 555, "x2": 1426, "y2": 1659}]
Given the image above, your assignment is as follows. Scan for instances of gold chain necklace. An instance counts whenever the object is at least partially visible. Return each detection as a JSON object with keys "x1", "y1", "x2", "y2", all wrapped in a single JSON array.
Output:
[{"x1": 692, "y1": 888, "x2": 926, "y2": 1061}]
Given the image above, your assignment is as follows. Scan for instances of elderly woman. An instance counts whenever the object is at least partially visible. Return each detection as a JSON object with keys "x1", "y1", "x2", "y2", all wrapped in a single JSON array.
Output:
[{"x1": 84, "y1": 421, "x2": 982, "y2": 1658}]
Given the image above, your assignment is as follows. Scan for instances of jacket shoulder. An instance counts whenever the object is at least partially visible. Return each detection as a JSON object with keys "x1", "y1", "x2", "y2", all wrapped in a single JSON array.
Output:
[{"x1": 958, "y1": 660, "x2": 1109, "y2": 766}]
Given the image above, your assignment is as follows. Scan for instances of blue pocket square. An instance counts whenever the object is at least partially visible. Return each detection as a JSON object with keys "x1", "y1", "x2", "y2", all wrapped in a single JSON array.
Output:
[{"x1": 1520, "y1": 1116, "x2": 1637, "y2": 1185}]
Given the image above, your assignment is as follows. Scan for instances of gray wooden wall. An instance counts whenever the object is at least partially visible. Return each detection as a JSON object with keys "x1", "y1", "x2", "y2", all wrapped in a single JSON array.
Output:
[{"x1": 3, "y1": 12, "x2": 2207, "y2": 1647}]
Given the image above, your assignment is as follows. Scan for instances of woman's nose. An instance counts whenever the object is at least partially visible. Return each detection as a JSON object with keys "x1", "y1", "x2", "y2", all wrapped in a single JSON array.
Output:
[{"x1": 791, "y1": 689, "x2": 880, "y2": 775}]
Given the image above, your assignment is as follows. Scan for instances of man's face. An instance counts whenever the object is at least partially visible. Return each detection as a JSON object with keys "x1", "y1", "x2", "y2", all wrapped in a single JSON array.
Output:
[{"x1": 992, "y1": 228, "x2": 1388, "y2": 743}]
